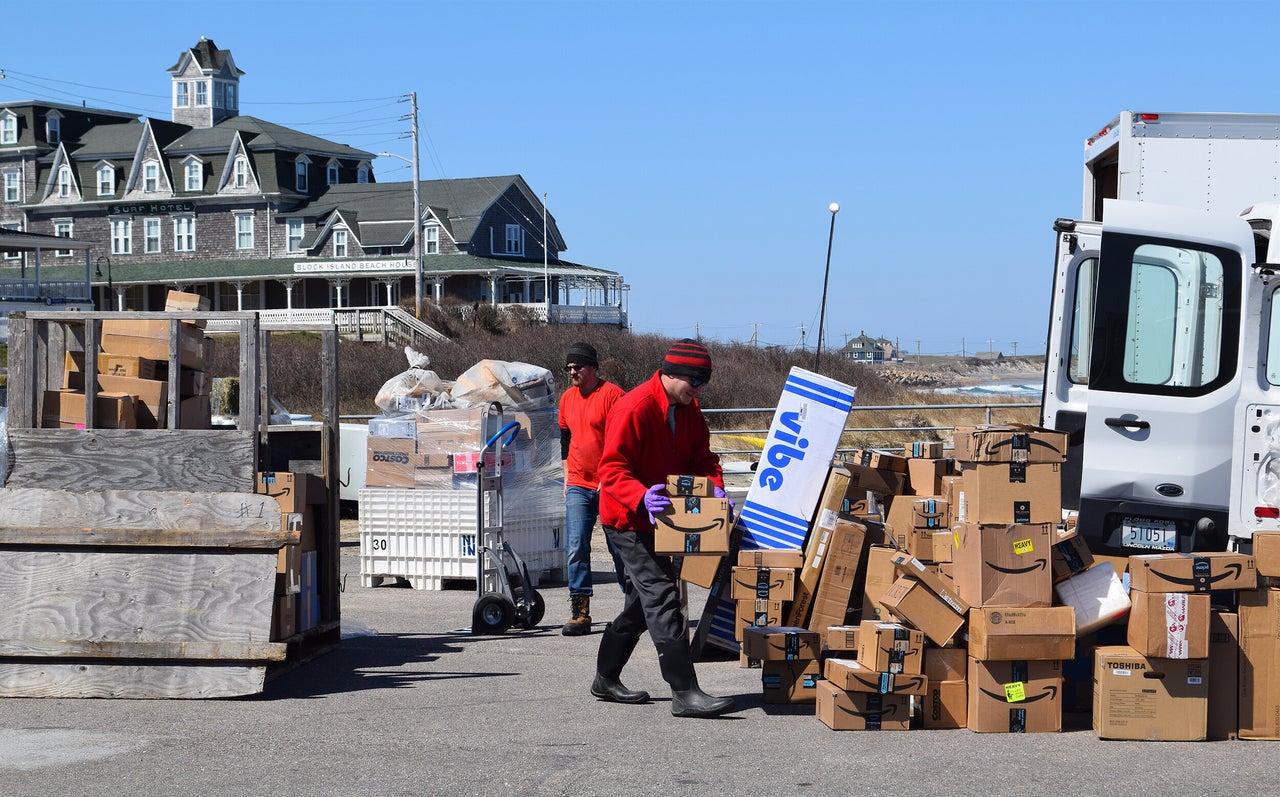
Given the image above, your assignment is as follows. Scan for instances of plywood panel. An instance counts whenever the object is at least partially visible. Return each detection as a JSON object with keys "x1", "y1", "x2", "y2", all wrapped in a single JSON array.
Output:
[
  {"x1": 0, "y1": 488, "x2": 282, "y2": 535},
  {"x1": 0, "y1": 664, "x2": 267, "y2": 699}
]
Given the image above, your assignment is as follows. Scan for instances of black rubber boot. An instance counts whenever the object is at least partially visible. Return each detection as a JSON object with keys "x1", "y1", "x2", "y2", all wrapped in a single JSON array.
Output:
[
  {"x1": 590, "y1": 624, "x2": 650, "y2": 704},
  {"x1": 657, "y1": 641, "x2": 736, "y2": 718}
]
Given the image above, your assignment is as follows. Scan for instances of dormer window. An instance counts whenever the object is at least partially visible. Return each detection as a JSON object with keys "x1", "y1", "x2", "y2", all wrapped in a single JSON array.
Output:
[
  {"x1": 333, "y1": 228, "x2": 348, "y2": 258},
  {"x1": 97, "y1": 164, "x2": 115, "y2": 196},
  {"x1": 46, "y1": 112, "x2": 61, "y2": 145},
  {"x1": 143, "y1": 160, "x2": 159, "y2": 193},
  {"x1": 57, "y1": 165, "x2": 73, "y2": 199},
  {"x1": 424, "y1": 226, "x2": 439, "y2": 255},
  {"x1": 184, "y1": 159, "x2": 202, "y2": 192},
  {"x1": 1, "y1": 113, "x2": 16, "y2": 145},
  {"x1": 234, "y1": 156, "x2": 249, "y2": 189},
  {"x1": 326, "y1": 162, "x2": 339, "y2": 186},
  {"x1": 175, "y1": 82, "x2": 189, "y2": 108},
  {"x1": 505, "y1": 224, "x2": 524, "y2": 255},
  {"x1": 295, "y1": 156, "x2": 310, "y2": 192},
  {"x1": 357, "y1": 165, "x2": 369, "y2": 184},
  {"x1": 195, "y1": 81, "x2": 208, "y2": 106}
]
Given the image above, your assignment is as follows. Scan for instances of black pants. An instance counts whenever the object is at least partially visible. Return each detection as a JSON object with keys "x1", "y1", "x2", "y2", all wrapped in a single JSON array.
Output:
[{"x1": 602, "y1": 526, "x2": 686, "y2": 648}]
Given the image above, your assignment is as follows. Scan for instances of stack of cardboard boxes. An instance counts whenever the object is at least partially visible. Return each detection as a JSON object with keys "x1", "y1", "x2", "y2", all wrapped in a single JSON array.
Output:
[
  {"x1": 47, "y1": 290, "x2": 213, "y2": 430},
  {"x1": 256, "y1": 470, "x2": 328, "y2": 641}
]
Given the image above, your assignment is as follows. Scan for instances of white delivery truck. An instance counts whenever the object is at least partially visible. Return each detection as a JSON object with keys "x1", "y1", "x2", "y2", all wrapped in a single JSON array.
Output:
[{"x1": 1042, "y1": 111, "x2": 1280, "y2": 554}]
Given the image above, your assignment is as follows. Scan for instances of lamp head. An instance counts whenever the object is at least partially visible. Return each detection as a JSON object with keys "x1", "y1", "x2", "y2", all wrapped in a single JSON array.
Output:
[{"x1": 829, "y1": 202, "x2": 840, "y2": 214}]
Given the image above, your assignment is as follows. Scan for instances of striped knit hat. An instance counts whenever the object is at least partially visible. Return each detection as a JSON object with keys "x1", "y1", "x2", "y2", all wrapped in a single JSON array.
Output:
[{"x1": 661, "y1": 338, "x2": 712, "y2": 384}]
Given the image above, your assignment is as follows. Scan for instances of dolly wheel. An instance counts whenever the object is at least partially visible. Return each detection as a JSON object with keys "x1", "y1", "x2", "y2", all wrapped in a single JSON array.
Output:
[
  {"x1": 472, "y1": 593, "x2": 515, "y2": 635},
  {"x1": 514, "y1": 588, "x2": 546, "y2": 629}
]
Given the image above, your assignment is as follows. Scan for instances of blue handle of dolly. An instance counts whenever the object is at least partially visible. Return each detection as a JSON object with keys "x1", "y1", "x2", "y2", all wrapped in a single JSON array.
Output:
[{"x1": 486, "y1": 421, "x2": 521, "y2": 449}]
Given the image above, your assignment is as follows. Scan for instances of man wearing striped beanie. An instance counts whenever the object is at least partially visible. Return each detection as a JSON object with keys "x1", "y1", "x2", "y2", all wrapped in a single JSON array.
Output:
[{"x1": 589, "y1": 338, "x2": 736, "y2": 718}]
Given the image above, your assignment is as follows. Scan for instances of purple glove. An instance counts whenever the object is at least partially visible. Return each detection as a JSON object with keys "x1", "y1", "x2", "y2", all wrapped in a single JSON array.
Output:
[
  {"x1": 643, "y1": 484, "x2": 671, "y2": 524},
  {"x1": 713, "y1": 485, "x2": 736, "y2": 519}
]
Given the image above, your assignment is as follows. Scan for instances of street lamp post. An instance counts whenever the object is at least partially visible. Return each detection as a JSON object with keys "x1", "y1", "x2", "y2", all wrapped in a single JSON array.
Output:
[
  {"x1": 814, "y1": 202, "x2": 839, "y2": 372},
  {"x1": 379, "y1": 143, "x2": 423, "y2": 317},
  {"x1": 95, "y1": 256, "x2": 113, "y2": 311}
]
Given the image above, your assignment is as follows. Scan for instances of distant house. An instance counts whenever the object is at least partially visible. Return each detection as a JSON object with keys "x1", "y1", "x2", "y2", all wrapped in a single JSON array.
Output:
[
  {"x1": 0, "y1": 38, "x2": 625, "y2": 324},
  {"x1": 841, "y1": 331, "x2": 897, "y2": 362},
  {"x1": 974, "y1": 351, "x2": 1004, "y2": 362}
]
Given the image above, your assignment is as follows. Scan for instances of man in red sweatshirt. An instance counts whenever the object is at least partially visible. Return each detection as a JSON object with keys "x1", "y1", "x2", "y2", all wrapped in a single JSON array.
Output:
[{"x1": 590, "y1": 339, "x2": 736, "y2": 718}]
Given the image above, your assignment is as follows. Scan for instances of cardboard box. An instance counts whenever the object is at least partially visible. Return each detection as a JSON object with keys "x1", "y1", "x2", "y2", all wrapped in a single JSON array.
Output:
[
  {"x1": 1253, "y1": 531, "x2": 1280, "y2": 577},
  {"x1": 64, "y1": 351, "x2": 162, "y2": 382},
  {"x1": 825, "y1": 657, "x2": 928, "y2": 695},
  {"x1": 97, "y1": 373, "x2": 169, "y2": 429},
  {"x1": 785, "y1": 466, "x2": 853, "y2": 627},
  {"x1": 100, "y1": 318, "x2": 206, "y2": 370},
  {"x1": 680, "y1": 553, "x2": 724, "y2": 589},
  {"x1": 666, "y1": 474, "x2": 715, "y2": 497},
  {"x1": 885, "y1": 495, "x2": 949, "y2": 559},
  {"x1": 730, "y1": 566, "x2": 796, "y2": 601},
  {"x1": 952, "y1": 522, "x2": 1054, "y2": 608},
  {"x1": 1208, "y1": 611, "x2": 1239, "y2": 741},
  {"x1": 879, "y1": 576, "x2": 967, "y2": 648},
  {"x1": 165, "y1": 288, "x2": 211, "y2": 312},
  {"x1": 843, "y1": 463, "x2": 907, "y2": 497},
  {"x1": 908, "y1": 441, "x2": 944, "y2": 459},
  {"x1": 41, "y1": 390, "x2": 136, "y2": 429},
  {"x1": 271, "y1": 593, "x2": 297, "y2": 641},
  {"x1": 1051, "y1": 528, "x2": 1094, "y2": 582},
  {"x1": 257, "y1": 471, "x2": 309, "y2": 513},
  {"x1": 735, "y1": 598, "x2": 785, "y2": 642},
  {"x1": 1239, "y1": 587, "x2": 1280, "y2": 739},
  {"x1": 761, "y1": 659, "x2": 821, "y2": 704},
  {"x1": 825, "y1": 625, "x2": 860, "y2": 653},
  {"x1": 368, "y1": 415, "x2": 417, "y2": 439},
  {"x1": 180, "y1": 368, "x2": 212, "y2": 397},
  {"x1": 654, "y1": 497, "x2": 732, "y2": 556},
  {"x1": 860, "y1": 546, "x2": 900, "y2": 623},
  {"x1": 890, "y1": 552, "x2": 970, "y2": 616},
  {"x1": 366, "y1": 437, "x2": 419, "y2": 488},
  {"x1": 1093, "y1": 646, "x2": 1208, "y2": 741},
  {"x1": 814, "y1": 681, "x2": 911, "y2": 731},
  {"x1": 1054, "y1": 562, "x2": 1131, "y2": 636},
  {"x1": 856, "y1": 620, "x2": 925, "y2": 674},
  {"x1": 737, "y1": 548, "x2": 804, "y2": 569},
  {"x1": 923, "y1": 679, "x2": 968, "y2": 730},
  {"x1": 1127, "y1": 590, "x2": 1210, "y2": 659},
  {"x1": 179, "y1": 393, "x2": 210, "y2": 429},
  {"x1": 967, "y1": 607, "x2": 1076, "y2": 661},
  {"x1": 276, "y1": 543, "x2": 301, "y2": 596},
  {"x1": 926, "y1": 647, "x2": 969, "y2": 683},
  {"x1": 906, "y1": 458, "x2": 951, "y2": 496},
  {"x1": 952, "y1": 424, "x2": 1068, "y2": 464},
  {"x1": 932, "y1": 529, "x2": 957, "y2": 564},
  {"x1": 1128, "y1": 552, "x2": 1257, "y2": 593},
  {"x1": 963, "y1": 462, "x2": 1062, "y2": 525},
  {"x1": 740, "y1": 626, "x2": 821, "y2": 662},
  {"x1": 807, "y1": 517, "x2": 871, "y2": 632},
  {"x1": 849, "y1": 448, "x2": 908, "y2": 473},
  {"x1": 967, "y1": 658, "x2": 1063, "y2": 733}
]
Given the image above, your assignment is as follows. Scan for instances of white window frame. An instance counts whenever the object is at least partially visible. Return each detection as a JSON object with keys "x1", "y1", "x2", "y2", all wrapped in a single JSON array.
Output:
[
  {"x1": 226, "y1": 83, "x2": 237, "y2": 111},
  {"x1": 57, "y1": 165, "x2": 73, "y2": 199},
  {"x1": 54, "y1": 219, "x2": 73, "y2": 257},
  {"x1": 286, "y1": 219, "x2": 304, "y2": 253},
  {"x1": 144, "y1": 217, "x2": 162, "y2": 254},
  {"x1": 97, "y1": 164, "x2": 114, "y2": 196},
  {"x1": 1, "y1": 113, "x2": 16, "y2": 145},
  {"x1": 185, "y1": 160, "x2": 202, "y2": 192},
  {"x1": 234, "y1": 156, "x2": 249, "y2": 189},
  {"x1": 175, "y1": 81, "x2": 189, "y2": 108},
  {"x1": 173, "y1": 215, "x2": 195, "y2": 252},
  {"x1": 3, "y1": 171, "x2": 18, "y2": 203},
  {"x1": 1, "y1": 222, "x2": 21, "y2": 260},
  {"x1": 195, "y1": 81, "x2": 208, "y2": 106},
  {"x1": 333, "y1": 228, "x2": 348, "y2": 258},
  {"x1": 143, "y1": 161, "x2": 159, "y2": 193},
  {"x1": 424, "y1": 225, "x2": 439, "y2": 255},
  {"x1": 326, "y1": 162, "x2": 339, "y2": 186},
  {"x1": 214, "y1": 82, "x2": 225, "y2": 110},
  {"x1": 235, "y1": 212, "x2": 254, "y2": 250},
  {"x1": 505, "y1": 224, "x2": 524, "y2": 255},
  {"x1": 295, "y1": 157, "x2": 309, "y2": 192},
  {"x1": 46, "y1": 113, "x2": 60, "y2": 145},
  {"x1": 111, "y1": 218, "x2": 132, "y2": 255}
]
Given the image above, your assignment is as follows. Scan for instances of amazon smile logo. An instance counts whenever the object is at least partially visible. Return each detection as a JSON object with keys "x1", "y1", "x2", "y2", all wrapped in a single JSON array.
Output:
[
  {"x1": 836, "y1": 702, "x2": 903, "y2": 719},
  {"x1": 1148, "y1": 562, "x2": 1242, "y2": 588},
  {"x1": 656, "y1": 516, "x2": 727, "y2": 534},
  {"x1": 986, "y1": 558, "x2": 1048, "y2": 575},
  {"x1": 979, "y1": 684, "x2": 1058, "y2": 704}
]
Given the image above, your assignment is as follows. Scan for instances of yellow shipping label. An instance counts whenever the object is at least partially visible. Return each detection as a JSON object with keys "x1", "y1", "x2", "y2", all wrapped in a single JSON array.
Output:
[
  {"x1": 1013, "y1": 538, "x2": 1034, "y2": 555},
  {"x1": 1004, "y1": 681, "x2": 1026, "y2": 703}
]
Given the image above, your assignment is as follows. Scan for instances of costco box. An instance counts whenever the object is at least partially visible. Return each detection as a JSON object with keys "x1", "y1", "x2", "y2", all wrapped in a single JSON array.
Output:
[
  {"x1": 1127, "y1": 590, "x2": 1210, "y2": 659},
  {"x1": 860, "y1": 545, "x2": 899, "y2": 622},
  {"x1": 1239, "y1": 587, "x2": 1280, "y2": 739},
  {"x1": 654, "y1": 496, "x2": 732, "y2": 556},
  {"x1": 963, "y1": 463, "x2": 1062, "y2": 525},
  {"x1": 825, "y1": 657, "x2": 928, "y2": 695},
  {"x1": 856, "y1": 620, "x2": 925, "y2": 674},
  {"x1": 968, "y1": 607, "x2": 1076, "y2": 661},
  {"x1": 761, "y1": 659, "x2": 820, "y2": 704},
  {"x1": 731, "y1": 567, "x2": 796, "y2": 601},
  {"x1": 1054, "y1": 562, "x2": 1132, "y2": 635},
  {"x1": 735, "y1": 599, "x2": 785, "y2": 642},
  {"x1": 1093, "y1": 646, "x2": 1208, "y2": 741},
  {"x1": 1208, "y1": 611, "x2": 1239, "y2": 741},
  {"x1": 967, "y1": 658, "x2": 1063, "y2": 733},
  {"x1": 922, "y1": 647, "x2": 969, "y2": 729},
  {"x1": 953, "y1": 522, "x2": 1054, "y2": 608},
  {"x1": 952, "y1": 424, "x2": 1068, "y2": 464},
  {"x1": 366, "y1": 438, "x2": 417, "y2": 488},
  {"x1": 1051, "y1": 528, "x2": 1094, "y2": 582},
  {"x1": 815, "y1": 681, "x2": 911, "y2": 731},
  {"x1": 41, "y1": 390, "x2": 136, "y2": 429},
  {"x1": 785, "y1": 466, "x2": 853, "y2": 627},
  {"x1": 1128, "y1": 552, "x2": 1256, "y2": 593},
  {"x1": 740, "y1": 626, "x2": 821, "y2": 662},
  {"x1": 100, "y1": 318, "x2": 206, "y2": 370},
  {"x1": 879, "y1": 576, "x2": 966, "y2": 647},
  {"x1": 807, "y1": 517, "x2": 871, "y2": 632},
  {"x1": 667, "y1": 474, "x2": 715, "y2": 497}
]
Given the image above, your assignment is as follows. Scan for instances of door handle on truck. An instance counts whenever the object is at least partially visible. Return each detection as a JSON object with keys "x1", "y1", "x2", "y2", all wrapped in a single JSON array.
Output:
[{"x1": 1104, "y1": 416, "x2": 1150, "y2": 430}]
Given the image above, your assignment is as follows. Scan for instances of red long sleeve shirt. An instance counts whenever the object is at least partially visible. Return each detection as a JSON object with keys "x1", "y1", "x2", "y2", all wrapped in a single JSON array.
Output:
[
  {"x1": 598, "y1": 370, "x2": 724, "y2": 533},
  {"x1": 558, "y1": 378, "x2": 624, "y2": 490}
]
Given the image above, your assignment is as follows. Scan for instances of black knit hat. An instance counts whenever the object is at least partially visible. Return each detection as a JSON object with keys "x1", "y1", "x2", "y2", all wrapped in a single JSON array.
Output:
[
  {"x1": 661, "y1": 338, "x2": 712, "y2": 384},
  {"x1": 565, "y1": 341, "x2": 599, "y2": 368}
]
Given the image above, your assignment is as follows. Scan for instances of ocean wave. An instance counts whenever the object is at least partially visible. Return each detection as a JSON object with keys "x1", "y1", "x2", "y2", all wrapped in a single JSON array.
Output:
[{"x1": 934, "y1": 382, "x2": 1043, "y2": 397}]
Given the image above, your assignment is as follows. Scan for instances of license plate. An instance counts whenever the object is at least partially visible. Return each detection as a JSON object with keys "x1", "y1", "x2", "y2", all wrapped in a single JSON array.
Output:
[{"x1": 1120, "y1": 517, "x2": 1177, "y2": 550}]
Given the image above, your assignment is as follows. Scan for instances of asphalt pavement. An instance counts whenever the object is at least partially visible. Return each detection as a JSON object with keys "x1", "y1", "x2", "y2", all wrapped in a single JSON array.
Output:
[{"x1": 0, "y1": 540, "x2": 1276, "y2": 797}]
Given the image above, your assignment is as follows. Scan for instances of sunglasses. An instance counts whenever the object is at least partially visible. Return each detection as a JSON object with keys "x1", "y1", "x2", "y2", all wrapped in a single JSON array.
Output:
[
  {"x1": 565, "y1": 364, "x2": 591, "y2": 373},
  {"x1": 688, "y1": 377, "x2": 707, "y2": 389}
]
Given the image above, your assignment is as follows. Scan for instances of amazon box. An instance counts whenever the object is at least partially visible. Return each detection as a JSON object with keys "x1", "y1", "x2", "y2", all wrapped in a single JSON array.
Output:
[
  {"x1": 968, "y1": 658, "x2": 1063, "y2": 733},
  {"x1": 923, "y1": 647, "x2": 969, "y2": 730},
  {"x1": 1208, "y1": 611, "x2": 1239, "y2": 741},
  {"x1": 815, "y1": 681, "x2": 911, "y2": 731},
  {"x1": 906, "y1": 457, "x2": 951, "y2": 496},
  {"x1": 907, "y1": 441, "x2": 945, "y2": 459},
  {"x1": 761, "y1": 659, "x2": 821, "y2": 704},
  {"x1": 1127, "y1": 590, "x2": 1211, "y2": 659},
  {"x1": 740, "y1": 626, "x2": 821, "y2": 662},
  {"x1": 968, "y1": 607, "x2": 1076, "y2": 661},
  {"x1": 963, "y1": 463, "x2": 1061, "y2": 525},
  {"x1": 654, "y1": 496, "x2": 731, "y2": 556},
  {"x1": 885, "y1": 495, "x2": 949, "y2": 559},
  {"x1": 843, "y1": 462, "x2": 907, "y2": 498},
  {"x1": 666, "y1": 474, "x2": 715, "y2": 497},
  {"x1": 1093, "y1": 646, "x2": 1208, "y2": 741},
  {"x1": 735, "y1": 599, "x2": 785, "y2": 642},
  {"x1": 1252, "y1": 531, "x2": 1280, "y2": 577},
  {"x1": 785, "y1": 465, "x2": 853, "y2": 628},
  {"x1": 856, "y1": 621, "x2": 925, "y2": 674},
  {"x1": 1239, "y1": 587, "x2": 1280, "y2": 739},
  {"x1": 731, "y1": 567, "x2": 796, "y2": 601},
  {"x1": 256, "y1": 471, "x2": 310, "y2": 514},
  {"x1": 807, "y1": 517, "x2": 872, "y2": 632},
  {"x1": 860, "y1": 545, "x2": 900, "y2": 622},
  {"x1": 825, "y1": 657, "x2": 928, "y2": 695},
  {"x1": 1128, "y1": 552, "x2": 1256, "y2": 594},
  {"x1": 953, "y1": 522, "x2": 1054, "y2": 608},
  {"x1": 738, "y1": 548, "x2": 804, "y2": 569},
  {"x1": 825, "y1": 625, "x2": 860, "y2": 654},
  {"x1": 1051, "y1": 527, "x2": 1094, "y2": 582},
  {"x1": 848, "y1": 448, "x2": 908, "y2": 473},
  {"x1": 891, "y1": 552, "x2": 971, "y2": 616},
  {"x1": 1054, "y1": 561, "x2": 1132, "y2": 636},
  {"x1": 952, "y1": 424, "x2": 1068, "y2": 464}
]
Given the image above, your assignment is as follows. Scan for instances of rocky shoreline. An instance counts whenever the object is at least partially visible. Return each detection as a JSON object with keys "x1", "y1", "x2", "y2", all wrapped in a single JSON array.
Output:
[{"x1": 875, "y1": 357, "x2": 1045, "y2": 389}]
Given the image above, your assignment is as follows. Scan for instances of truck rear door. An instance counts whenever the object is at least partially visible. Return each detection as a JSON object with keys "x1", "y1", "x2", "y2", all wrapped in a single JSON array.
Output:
[{"x1": 1077, "y1": 200, "x2": 1250, "y2": 554}]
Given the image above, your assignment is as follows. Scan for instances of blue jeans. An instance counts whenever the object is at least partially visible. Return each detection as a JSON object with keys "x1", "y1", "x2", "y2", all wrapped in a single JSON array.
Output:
[{"x1": 566, "y1": 485, "x2": 626, "y2": 596}]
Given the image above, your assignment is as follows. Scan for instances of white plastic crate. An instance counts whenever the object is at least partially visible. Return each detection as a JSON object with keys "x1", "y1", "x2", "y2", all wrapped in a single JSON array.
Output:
[{"x1": 358, "y1": 487, "x2": 565, "y2": 590}]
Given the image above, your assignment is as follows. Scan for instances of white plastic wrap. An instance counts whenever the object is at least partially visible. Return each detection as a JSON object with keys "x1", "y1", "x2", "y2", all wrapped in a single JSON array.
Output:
[
  {"x1": 374, "y1": 347, "x2": 453, "y2": 415},
  {"x1": 449, "y1": 360, "x2": 556, "y2": 411}
]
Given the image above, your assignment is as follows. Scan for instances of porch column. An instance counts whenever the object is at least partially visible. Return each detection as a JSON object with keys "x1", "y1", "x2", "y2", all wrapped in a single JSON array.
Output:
[
  {"x1": 381, "y1": 279, "x2": 396, "y2": 307},
  {"x1": 488, "y1": 275, "x2": 498, "y2": 306},
  {"x1": 281, "y1": 278, "x2": 299, "y2": 310},
  {"x1": 432, "y1": 276, "x2": 443, "y2": 304},
  {"x1": 114, "y1": 286, "x2": 125, "y2": 312},
  {"x1": 232, "y1": 280, "x2": 249, "y2": 311}
]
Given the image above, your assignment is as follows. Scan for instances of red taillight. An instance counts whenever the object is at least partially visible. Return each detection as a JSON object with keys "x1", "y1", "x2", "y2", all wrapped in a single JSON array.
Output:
[
  {"x1": 1139, "y1": 113, "x2": 1160, "y2": 121},
  {"x1": 1255, "y1": 506, "x2": 1280, "y2": 519}
]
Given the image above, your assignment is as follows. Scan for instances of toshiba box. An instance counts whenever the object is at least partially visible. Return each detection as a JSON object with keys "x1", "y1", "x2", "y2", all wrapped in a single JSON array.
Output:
[{"x1": 1093, "y1": 646, "x2": 1208, "y2": 741}]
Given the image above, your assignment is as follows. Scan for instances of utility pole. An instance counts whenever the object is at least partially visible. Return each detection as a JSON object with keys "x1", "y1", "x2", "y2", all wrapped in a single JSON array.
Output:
[
  {"x1": 916, "y1": 340, "x2": 921, "y2": 366},
  {"x1": 962, "y1": 337, "x2": 966, "y2": 357},
  {"x1": 1012, "y1": 340, "x2": 1019, "y2": 356},
  {"x1": 798, "y1": 324, "x2": 807, "y2": 352},
  {"x1": 409, "y1": 92, "x2": 424, "y2": 319},
  {"x1": 750, "y1": 322, "x2": 759, "y2": 347}
]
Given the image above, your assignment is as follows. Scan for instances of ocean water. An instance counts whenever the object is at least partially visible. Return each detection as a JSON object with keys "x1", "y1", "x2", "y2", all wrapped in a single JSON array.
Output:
[{"x1": 934, "y1": 382, "x2": 1043, "y2": 399}]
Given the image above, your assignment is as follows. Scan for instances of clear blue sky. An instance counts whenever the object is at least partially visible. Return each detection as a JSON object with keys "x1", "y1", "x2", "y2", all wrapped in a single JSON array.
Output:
[{"x1": 1, "y1": 0, "x2": 1273, "y2": 354}]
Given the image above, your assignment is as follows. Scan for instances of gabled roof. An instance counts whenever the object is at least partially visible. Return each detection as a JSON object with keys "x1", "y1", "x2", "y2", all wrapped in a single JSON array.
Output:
[
  {"x1": 167, "y1": 38, "x2": 244, "y2": 77},
  {"x1": 167, "y1": 116, "x2": 372, "y2": 160}
]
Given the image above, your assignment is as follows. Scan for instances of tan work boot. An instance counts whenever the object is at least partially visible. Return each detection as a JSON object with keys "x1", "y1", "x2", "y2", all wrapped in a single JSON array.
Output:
[{"x1": 562, "y1": 595, "x2": 592, "y2": 636}]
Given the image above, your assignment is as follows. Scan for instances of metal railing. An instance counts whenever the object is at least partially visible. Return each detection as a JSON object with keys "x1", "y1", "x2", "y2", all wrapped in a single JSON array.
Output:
[{"x1": 0, "y1": 279, "x2": 92, "y2": 303}]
